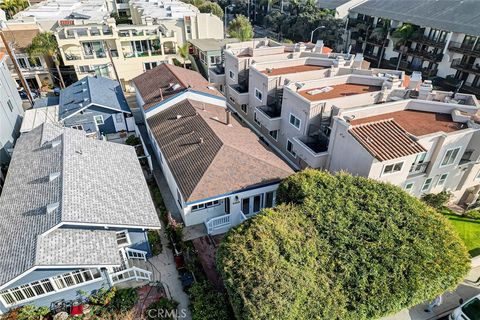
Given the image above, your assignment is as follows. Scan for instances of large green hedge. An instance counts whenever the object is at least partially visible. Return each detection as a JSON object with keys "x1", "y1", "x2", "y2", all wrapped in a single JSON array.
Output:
[{"x1": 217, "y1": 170, "x2": 470, "y2": 320}]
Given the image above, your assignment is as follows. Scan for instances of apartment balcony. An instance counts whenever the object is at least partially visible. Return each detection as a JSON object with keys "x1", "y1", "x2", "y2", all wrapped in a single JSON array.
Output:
[
  {"x1": 228, "y1": 84, "x2": 249, "y2": 105},
  {"x1": 291, "y1": 137, "x2": 329, "y2": 168},
  {"x1": 411, "y1": 34, "x2": 446, "y2": 49},
  {"x1": 208, "y1": 66, "x2": 225, "y2": 84},
  {"x1": 451, "y1": 58, "x2": 480, "y2": 76},
  {"x1": 58, "y1": 27, "x2": 114, "y2": 40},
  {"x1": 394, "y1": 46, "x2": 444, "y2": 62},
  {"x1": 255, "y1": 105, "x2": 281, "y2": 131},
  {"x1": 443, "y1": 75, "x2": 480, "y2": 96},
  {"x1": 409, "y1": 162, "x2": 429, "y2": 176},
  {"x1": 448, "y1": 41, "x2": 480, "y2": 58},
  {"x1": 384, "y1": 58, "x2": 438, "y2": 78},
  {"x1": 84, "y1": 51, "x2": 107, "y2": 60},
  {"x1": 65, "y1": 53, "x2": 82, "y2": 61}
]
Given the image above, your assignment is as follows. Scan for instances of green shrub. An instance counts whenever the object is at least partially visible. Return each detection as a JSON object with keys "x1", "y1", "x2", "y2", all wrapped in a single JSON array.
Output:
[
  {"x1": 465, "y1": 209, "x2": 480, "y2": 220},
  {"x1": 218, "y1": 170, "x2": 470, "y2": 320},
  {"x1": 125, "y1": 135, "x2": 141, "y2": 146},
  {"x1": 188, "y1": 281, "x2": 231, "y2": 320},
  {"x1": 81, "y1": 287, "x2": 116, "y2": 306},
  {"x1": 421, "y1": 190, "x2": 452, "y2": 209},
  {"x1": 148, "y1": 230, "x2": 162, "y2": 255},
  {"x1": 16, "y1": 305, "x2": 49, "y2": 320},
  {"x1": 109, "y1": 288, "x2": 138, "y2": 313},
  {"x1": 145, "y1": 298, "x2": 179, "y2": 320}
]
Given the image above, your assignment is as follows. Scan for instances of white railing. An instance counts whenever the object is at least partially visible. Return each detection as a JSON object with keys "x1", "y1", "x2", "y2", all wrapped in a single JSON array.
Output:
[
  {"x1": 125, "y1": 248, "x2": 148, "y2": 261},
  {"x1": 205, "y1": 214, "x2": 231, "y2": 234},
  {"x1": 239, "y1": 211, "x2": 247, "y2": 222},
  {"x1": 110, "y1": 267, "x2": 152, "y2": 284}
]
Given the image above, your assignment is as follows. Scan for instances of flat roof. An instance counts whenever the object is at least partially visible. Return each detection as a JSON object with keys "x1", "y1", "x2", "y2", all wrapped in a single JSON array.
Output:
[
  {"x1": 261, "y1": 65, "x2": 325, "y2": 77},
  {"x1": 350, "y1": 110, "x2": 467, "y2": 136},
  {"x1": 298, "y1": 83, "x2": 382, "y2": 101},
  {"x1": 189, "y1": 38, "x2": 238, "y2": 52}
]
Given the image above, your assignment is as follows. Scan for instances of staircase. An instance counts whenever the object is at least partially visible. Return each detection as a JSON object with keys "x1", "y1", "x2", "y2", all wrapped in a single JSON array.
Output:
[{"x1": 110, "y1": 248, "x2": 155, "y2": 286}]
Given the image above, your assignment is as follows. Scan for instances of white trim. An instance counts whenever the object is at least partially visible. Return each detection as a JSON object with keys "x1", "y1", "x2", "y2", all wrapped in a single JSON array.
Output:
[
  {"x1": 94, "y1": 115, "x2": 105, "y2": 125},
  {"x1": 268, "y1": 130, "x2": 278, "y2": 141},
  {"x1": 62, "y1": 102, "x2": 131, "y2": 121},
  {"x1": 382, "y1": 161, "x2": 404, "y2": 176},
  {"x1": 116, "y1": 230, "x2": 131, "y2": 247},
  {"x1": 439, "y1": 147, "x2": 461, "y2": 168},
  {"x1": 59, "y1": 221, "x2": 161, "y2": 230},
  {"x1": 254, "y1": 88, "x2": 263, "y2": 102},
  {"x1": 421, "y1": 177, "x2": 433, "y2": 192},
  {"x1": 404, "y1": 182, "x2": 415, "y2": 193},
  {"x1": 437, "y1": 173, "x2": 449, "y2": 187},
  {"x1": 289, "y1": 113, "x2": 301, "y2": 130},
  {"x1": 286, "y1": 139, "x2": 297, "y2": 158}
]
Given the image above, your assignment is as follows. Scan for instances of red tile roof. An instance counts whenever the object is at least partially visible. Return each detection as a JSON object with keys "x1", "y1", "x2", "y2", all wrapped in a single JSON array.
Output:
[
  {"x1": 132, "y1": 64, "x2": 223, "y2": 110},
  {"x1": 147, "y1": 99, "x2": 293, "y2": 202},
  {"x1": 261, "y1": 65, "x2": 325, "y2": 76},
  {"x1": 298, "y1": 83, "x2": 382, "y2": 101},
  {"x1": 349, "y1": 119, "x2": 426, "y2": 162}
]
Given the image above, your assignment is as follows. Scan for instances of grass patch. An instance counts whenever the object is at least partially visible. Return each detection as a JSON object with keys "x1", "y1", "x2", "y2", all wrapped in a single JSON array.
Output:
[{"x1": 442, "y1": 209, "x2": 480, "y2": 257}]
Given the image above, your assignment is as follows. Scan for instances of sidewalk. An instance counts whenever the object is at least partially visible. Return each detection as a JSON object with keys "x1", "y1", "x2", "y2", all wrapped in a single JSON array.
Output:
[{"x1": 383, "y1": 267, "x2": 480, "y2": 320}]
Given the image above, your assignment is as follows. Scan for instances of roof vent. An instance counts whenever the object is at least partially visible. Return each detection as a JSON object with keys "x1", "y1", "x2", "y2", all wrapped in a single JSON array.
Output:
[
  {"x1": 176, "y1": 115, "x2": 182, "y2": 119},
  {"x1": 50, "y1": 140, "x2": 61, "y2": 148},
  {"x1": 171, "y1": 83, "x2": 181, "y2": 91},
  {"x1": 49, "y1": 172, "x2": 61, "y2": 182},
  {"x1": 266, "y1": 68, "x2": 273, "y2": 74},
  {"x1": 199, "y1": 138, "x2": 204, "y2": 144},
  {"x1": 46, "y1": 202, "x2": 59, "y2": 214}
]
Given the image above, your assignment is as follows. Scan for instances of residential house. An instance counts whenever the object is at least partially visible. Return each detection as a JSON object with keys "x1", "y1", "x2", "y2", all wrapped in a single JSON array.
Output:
[
  {"x1": 0, "y1": 22, "x2": 54, "y2": 91},
  {"x1": 0, "y1": 123, "x2": 161, "y2": 313},
  {"x1": 0, "y1": 52, "x2": 23, "y2": 166},
  {"x1": 133, "y1": 64, "x2": 293, "y2": 236},
  {"x1": 188, "y1": 38, "x2": 238, "y2": 79},
  {"x1": 347, "y1": 0, "x2": 480, "y2": 96}
]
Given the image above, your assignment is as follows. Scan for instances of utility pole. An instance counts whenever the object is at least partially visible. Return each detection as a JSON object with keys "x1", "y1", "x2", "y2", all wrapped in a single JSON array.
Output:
[
  {"x1": 104, "y1": 41, "x2": 123, "y2": 91},
  {"x1": 0, "y1": 31, "x2": 33, "y2": 106}
]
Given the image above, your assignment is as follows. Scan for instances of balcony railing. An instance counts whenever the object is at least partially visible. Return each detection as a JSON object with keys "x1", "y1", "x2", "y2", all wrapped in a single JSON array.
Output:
[
  {"x1": 448, "y1": 41, "x2": 480, "y2": 57},
  {"x1": 394, "y1": 46, "x2": 443, "y2": 62},
  {"x1": 411, "y1": 34, "x2": 446, "y2": 48},
  {"x1": 451, "y1": 58, "x2": 480, "y2": 75},
  {"x1": 291, "y1": 137, "x2": 329, "y2": 168},
  {"x1": 255, "y1": 106, "x2": 282, "y2": 131},
  {"x1": 205, "y1": 214, "x2": 231, "y2": 234},
  {"x1": 409, "y1": 162, "x2": 429, "y2": 175}
]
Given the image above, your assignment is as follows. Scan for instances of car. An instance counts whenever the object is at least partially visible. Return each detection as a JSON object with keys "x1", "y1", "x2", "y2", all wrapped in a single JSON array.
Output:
[
  {"x1": 450, "y1": 294, "x2": 480, "y2": 320},
  {"x1": 17, "y1": 88, "x2": 38, "y2": 100}
]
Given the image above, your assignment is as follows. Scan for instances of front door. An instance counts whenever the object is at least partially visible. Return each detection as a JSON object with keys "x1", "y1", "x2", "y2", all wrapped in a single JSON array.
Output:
[{"x1": 241, "y1": 194, "x2": 263, "y2": 216}]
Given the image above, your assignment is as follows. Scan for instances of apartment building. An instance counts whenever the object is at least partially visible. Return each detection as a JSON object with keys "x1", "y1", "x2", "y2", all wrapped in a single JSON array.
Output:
[
  {"x1": 0, "y1": 22, "x2": 54, "y2": 91},
  {"x1": 316, "y1": 0, "x2": 366, "y2": 19},
  {"x1": 347, "y1": 0, "x2": 480, "y2": 96},
  {"x1": 55, "y1": 1, "x2": 223, "y2": 91}
]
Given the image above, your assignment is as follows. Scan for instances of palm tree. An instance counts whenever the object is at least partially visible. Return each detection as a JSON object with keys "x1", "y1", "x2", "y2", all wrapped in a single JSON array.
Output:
[
  {"x1": 26, "y1": 32, "x2": 66, "y2": 88},
  {"x1": 369, "y1": 20, "x2": 390, "y2": 67},
  {"x1": 177, "y1": 43, "x2": 189, "y2": 68},
  {"x1": 391, "y1": 23, "x2": 415, "y2": 70},
  {"x1": 0, "y1": 0, "x2": 29, "y2": 19}
]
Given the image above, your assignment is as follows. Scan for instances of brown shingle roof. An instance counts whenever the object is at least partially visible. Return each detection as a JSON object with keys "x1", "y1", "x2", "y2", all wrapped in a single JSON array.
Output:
[
  {"x1": 147, "y1": 99, "x2": 293, "y2": 202},
  {"x1": 261, "y1": 64, "x2": 325, "y2": 76},
  {"x1": 132, "y1": 64, "x2": 223, "y2": 110},
  {"x1": 349, "y1": 119, "x2": 426, "y2": 162}
]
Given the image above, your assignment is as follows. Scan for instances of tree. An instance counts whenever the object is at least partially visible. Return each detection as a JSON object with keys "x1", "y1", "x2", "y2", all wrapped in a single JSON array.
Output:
[
  {"x1": 391, "y1": 23, "x2": 415, "y2": 70},
  {"x1": 189, "y1": 281, "x2": 232, "y2": 320},
  {"x1": 217, "y1": 170, "x2": 470, "y2": 320},
  {"x1": 369, "y1": 20, "x2": 390, "y2": 67},
  {"x1": 177, "y1": 43, "x2": 189, "y2": 68},
  {"x1": 198, "y1": 1, "x2": 224, "y2": 18},
  {"x1": 26, "y1": 32, "x2": 65, "y2": 88},
  {"x1": 228, "y1": 15, "x2": 253, "y2": 41},
  {"x1": 0, "y1": 0, "x2": 28, "y2": 19}
]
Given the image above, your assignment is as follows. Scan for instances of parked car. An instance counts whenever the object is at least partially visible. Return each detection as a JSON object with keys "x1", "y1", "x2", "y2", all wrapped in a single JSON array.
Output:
[
  {"x1": 450, "y1": 294, "x2": 480, "y2": 320},
  {"x1": 17, "y1": 87, "x2": 38, "y2": 100}
]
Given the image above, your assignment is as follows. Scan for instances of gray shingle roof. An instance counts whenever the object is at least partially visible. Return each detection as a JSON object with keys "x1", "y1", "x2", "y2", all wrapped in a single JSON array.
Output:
[
  {"x1": 58, "y1": 76, "x2": 131, "y2": 120},
  {"x1": 317, "y1": 0, "x2": 355, "y2": 10},
  {"x1": 351, "y1": 0, "x2": 480, "y2": 36},
  {"x1": 0, "y1": 123, "x2": 160, "y2": 287}
]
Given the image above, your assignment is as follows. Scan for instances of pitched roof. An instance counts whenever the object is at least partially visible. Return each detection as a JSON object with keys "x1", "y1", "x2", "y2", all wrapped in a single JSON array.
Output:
[
  {"x1": 351, "y1": 0, "x2": 480, "y2": 36},
  {"x1": 58, "y1": 76, "x2": 130, "y2": 120},
  {"x1": 349, "y1": 119, "x2": 426, "y2": 161},
  {"x1": 132, "y1": 63, "x2": 223, "y2": 110},
  {"x1": 147, "y1": 99, "x2": 293, "y2": 202},
  {"x1": 0, "y1": 123, "x2": 160, "y2": 287}
]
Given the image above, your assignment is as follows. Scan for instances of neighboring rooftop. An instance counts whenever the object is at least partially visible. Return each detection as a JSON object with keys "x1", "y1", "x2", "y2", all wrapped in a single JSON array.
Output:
[
  {"x1": 351, "y1": 0, "x2": 480, "y2": 36},
  {"x1": 0, "y1": 123, "x2": 160, "y2": 287},
  {"x1": 130, "y1": 0, "x2": 198, "y2": 21},
  {"x1": 350, "y1": 110, "x2": 468, "y2": 136},
  {"x1": 133, "y1": 63, "x2": 223, "y2": 110},
  {"x1": 146, "y1": 99, "x2": 293, "y2": 202},
  {"x1": 298, "y1": 83, "x2": 382, "y2": 101},
  {"x1": 189, "y1": 38, "x2": 239, "y2": 52},
  {"x1": 20, "y1": 106, "x2": 60, "y2": 133},
  {"x1": 59, "y1": 76, "x2": 130, "y2": 120},
  {"x1": 261, "y1": 64, "x2": 326, "y2": 76},
  {"x1": 349, "y1": 119, "x2": 426, "y2": 161}
]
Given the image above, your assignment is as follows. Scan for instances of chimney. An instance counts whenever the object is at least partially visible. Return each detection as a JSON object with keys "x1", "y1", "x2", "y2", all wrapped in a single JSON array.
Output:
[
  {"x1": 408, "y1": 71, "x2": 422, "y2": 90},
  {"x1": 226, "y1": 110, "x2": 231, "y2": 126},
  {"x1": 418, "y1": 80, "x2": 433, "y2": 100}
]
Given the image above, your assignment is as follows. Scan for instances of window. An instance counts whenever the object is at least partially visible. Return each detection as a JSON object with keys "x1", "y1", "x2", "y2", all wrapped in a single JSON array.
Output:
[
  {"x1": 17, "y1": 57, "x2": 28, "y2": 69},
  {"x1": 404, "y1": 182, "x2": 414, "y2": 193},
  {"x1": 441, "y1": 147, "x2": 461, "y2": 167},
  {"x1": 289, "y1": 114, "x2": 301, "y2": 129},
  {"x1": 421, "y1": 178, "x2": 433, "y2": 192},
  {"x1": 7, "y1": 99, "x2": 13, "y2": 112},
  {"x1": 144, "y1": 62, "x2": 158, "y2": 71},
  {"x1": 192, "y1": 200, "x2": 221, "y2": 211},
  {"x1": 93, "y1": 115, "x2": 104, "y2": 125},
  {"x1": 437, "y1": 173, "x2": 448, "y2": 187},
  {"x1": 265, "y1": 191, "x2": 275, "y2": 207},
  {"x1": 269, "y1": 130, "x2": 278, "y2": 141},
  {"x1": 254, "y1": 112, "x2": 261, "y2": 126},
  {"x1": 115, "y1": 113, "x2": 123, "y2": 123},
  {"x1": 78, "y1": 65, "x2": 91, "y2": 73},
  {"x1": 382, "y1": 162, "x2": 403, "y2": 175},
  {"x1": 229, "y1": 70, "x2": 235, "y2": 80},
  {"x1": 286, "y1": 139, "x2": 296, "y2": 157},
  {"x1": 116, "y1": 230, "x2": 131, "y2": 246},
  {"x1": 71, "y1": 125, "x2": 84, "y2": 130},
  {"x1": 241, "y1": 104, "x2": 247, "y2": 114},
  {"x1": 210, "y1": 56, "x2": 215, "y2": 64},
  {"x1": 30, "y1": 57, "x2": 42, "y2": 68},
  {"x1": 186, "y1": 25, "x2": 191, "y2": 33},
  {"x1": 255, "y1": 89, "x2": 263, "y2": 102}
]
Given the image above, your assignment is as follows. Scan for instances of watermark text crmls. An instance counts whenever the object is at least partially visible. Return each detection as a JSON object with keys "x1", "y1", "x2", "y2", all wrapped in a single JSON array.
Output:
[{"x1": 145, "y1": 308, "x2": 188, "y2": 319}]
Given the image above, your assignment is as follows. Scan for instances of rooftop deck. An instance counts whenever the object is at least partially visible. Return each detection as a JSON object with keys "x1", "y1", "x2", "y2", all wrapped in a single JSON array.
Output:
[
  {"x1": 261, "y1": 65, "x2": 325, "y2": 76},
  {"x1": 298, "y1": 83, "x2": 382, "y2": 101},
  {"x1": 350, "y1": 110, "x2": 467, "y2": 136}
]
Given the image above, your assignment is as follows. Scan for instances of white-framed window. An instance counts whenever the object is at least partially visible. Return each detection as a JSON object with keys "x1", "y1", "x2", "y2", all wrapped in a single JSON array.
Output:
[
  {"x1": 437, "y1": 173, "x2": 448, "y2": 187},
  {"x1": 94, "y1": 115, "x2": 104, "y2": 125},
  {"x1": 254, "y1": 112, "x2": 261, "y2": 126},
  {"x1": 115, "y1": 113, "x2": 124, "y2": 123},
  {"x1": 255, "y1": 88, "x2": 263, "y2": 102},
  {"x1": 78, "y1": 65, "x2": 91, "y2": 73},
  {"x1": 191, "y1": 200, "x2": 220, "y2": 212},
  {"x1": 269, "y1": 130, "x2": 278, "y2": 141},
  {"x1": 421, "y1": 178, "x2": 433, "y2": 192},
  {"x1": 404, "y1": 182, "x2": 414, "y2": 194},
  {"x1": 144, "y1": 61, "x2": 158, "y2": 71},
  {"x1": 17, "y1": 57, "x2": 28, "y2": 69},
  {"x1": 7, "y1": 99, "x2": 13, "y2": 112},
  {"x1": 241, "y1": 104, "x2": 248, "y2": 114},
  {"x1": 382, "y1": 162, "x2": 403, "y2": 175},
  {"x1": 229, "y1": 70, "x2": 235, "y2": 80},
  {"x1": 71, "y1": 125, "x2": 84, "y2": 131},
  {"x1": 440, "y1": 147, "x2": 461, "y2": 167},
  {"x1": 116, "y1": 230, "x2": 131, "y2": 246},
  {"x1": 286, "y1": 139, "x2": 296, "y2": 157},
  {"x1": 186, "y1": 25, "x2": 191, "y2": 33},
  {"x1": 289, "y1": 113, "x2": 301, "y2": 130}
]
